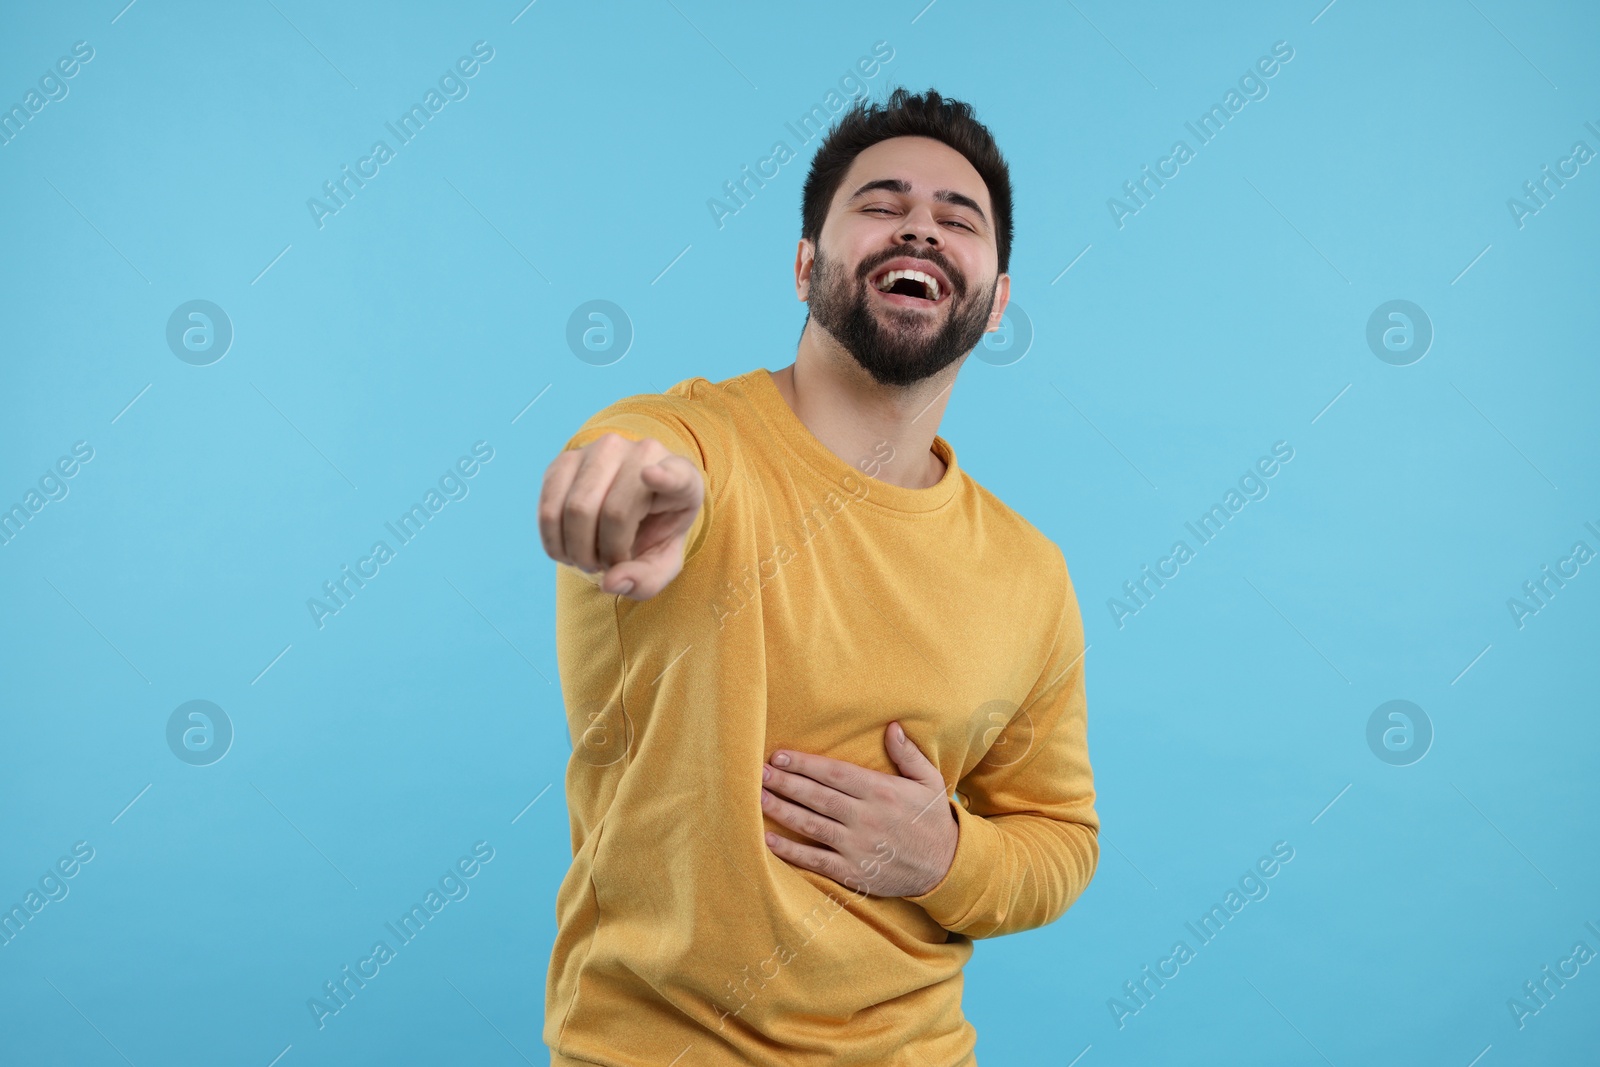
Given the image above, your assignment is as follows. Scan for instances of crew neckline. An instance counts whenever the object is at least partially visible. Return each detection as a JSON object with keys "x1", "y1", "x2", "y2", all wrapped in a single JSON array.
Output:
[{"x1": 725, "y1": 367, "x2": 961, "y2": 515}]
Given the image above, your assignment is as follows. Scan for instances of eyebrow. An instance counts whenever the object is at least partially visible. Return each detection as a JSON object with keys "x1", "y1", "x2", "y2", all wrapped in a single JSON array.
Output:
[{"x1": 844, "y1": 178, "x2": 989, "y2": 229}]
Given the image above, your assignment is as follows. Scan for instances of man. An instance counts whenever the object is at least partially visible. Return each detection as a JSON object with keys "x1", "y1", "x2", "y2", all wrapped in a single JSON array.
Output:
[{"x1": 539, "y1": 87, "x2": 1098, "y2": 1067}]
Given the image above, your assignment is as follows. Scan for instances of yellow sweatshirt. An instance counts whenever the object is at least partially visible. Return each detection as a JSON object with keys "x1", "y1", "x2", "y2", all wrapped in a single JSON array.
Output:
[{"x1": 546, "y1": 367, "x2": 1099, "y2": 1067}]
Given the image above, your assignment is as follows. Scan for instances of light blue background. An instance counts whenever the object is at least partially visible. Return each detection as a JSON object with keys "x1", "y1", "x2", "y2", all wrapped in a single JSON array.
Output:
[{"x1": 2, "y1": 1, "x2": 1596, "y2": 1064}]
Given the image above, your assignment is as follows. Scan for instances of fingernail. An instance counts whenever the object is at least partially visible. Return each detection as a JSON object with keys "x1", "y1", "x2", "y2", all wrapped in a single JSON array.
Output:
[
  {"x1": 762, "y1": 765, "x2": 771, "y2": 781},
  {"x1": 614, "y1": 579, "x2": 634, "y2": 596},
  {"x1": 773, "y1": 753, "x2": 790, "y2": 767}
]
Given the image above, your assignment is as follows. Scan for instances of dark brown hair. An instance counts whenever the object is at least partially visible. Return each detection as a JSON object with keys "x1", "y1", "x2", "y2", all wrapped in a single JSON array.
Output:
[{"x1": 799, "y1": 86, "x2": 1014, "y2": 274}]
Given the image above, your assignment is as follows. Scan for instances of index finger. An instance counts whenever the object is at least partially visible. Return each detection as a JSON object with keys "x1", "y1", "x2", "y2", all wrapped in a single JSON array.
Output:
[
  {"x1": 769, "y1": 749, "x2": 876, "y2": 799},
  {"x1": 592, "y1": 447, "x2": 667, "y2": 567},
  {"x1": 638, "y1": 454, "x2": 703, "y2": 509}
]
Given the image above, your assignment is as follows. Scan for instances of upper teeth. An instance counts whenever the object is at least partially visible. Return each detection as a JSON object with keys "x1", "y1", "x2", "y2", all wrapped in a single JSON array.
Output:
[{"x1": 875, "y1": 268, "x2": 940, "y2": 301}]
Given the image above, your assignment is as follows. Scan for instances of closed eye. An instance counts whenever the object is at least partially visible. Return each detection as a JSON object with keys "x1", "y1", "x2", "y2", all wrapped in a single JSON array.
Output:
[{"x1": 864, "y1": 206, "x2": 974, "y2": 231}]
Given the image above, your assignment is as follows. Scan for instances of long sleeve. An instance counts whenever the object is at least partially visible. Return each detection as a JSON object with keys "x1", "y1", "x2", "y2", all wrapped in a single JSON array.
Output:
[{"x1": 904, "y1": 548, "x2": 1100, "y2": 938}]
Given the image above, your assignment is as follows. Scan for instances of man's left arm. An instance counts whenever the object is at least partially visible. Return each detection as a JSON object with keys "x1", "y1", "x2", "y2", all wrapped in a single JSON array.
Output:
[{"x1": 904, "y1": 549, "x2": 1100, "y2": 939}]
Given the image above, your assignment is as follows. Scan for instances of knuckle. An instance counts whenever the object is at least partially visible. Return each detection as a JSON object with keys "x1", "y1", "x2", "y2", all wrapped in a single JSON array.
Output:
[
  {"x1": 598, "y1": 492, "x2": 634, "y2": 522},
  {"x1": 817, "y1": 792, "x2": 850, "y2": 821},
  {"x1": 606, "y1": 435, "x2": 640, "y2": 458},
  {"x1": 565, "y1": 488, "x2": 605, "y2": 518}
]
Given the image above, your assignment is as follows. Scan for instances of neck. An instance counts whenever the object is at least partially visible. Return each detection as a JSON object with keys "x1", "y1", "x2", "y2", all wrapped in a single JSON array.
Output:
[{"x1": 771, "y1": 327, "x2": 959, "y2": 490}]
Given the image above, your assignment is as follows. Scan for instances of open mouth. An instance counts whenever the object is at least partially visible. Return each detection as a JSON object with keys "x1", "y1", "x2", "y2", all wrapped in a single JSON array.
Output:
[{"x1": 869, "y1": 266, "x2": 947, "y2": 308}]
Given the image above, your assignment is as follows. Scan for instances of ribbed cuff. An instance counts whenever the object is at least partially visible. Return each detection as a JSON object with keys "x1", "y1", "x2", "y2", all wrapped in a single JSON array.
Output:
[{"x1": 902, "y1": 798, "x2": 998, "y2": 932}]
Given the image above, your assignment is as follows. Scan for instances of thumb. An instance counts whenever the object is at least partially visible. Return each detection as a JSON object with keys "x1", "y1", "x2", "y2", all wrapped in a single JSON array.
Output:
[
  {"x1": 886, "y1": 721, "x2": 941, "y2": 787},
  {"x1": 598, "y1": 533, "x2": 687, "y2": 600}
]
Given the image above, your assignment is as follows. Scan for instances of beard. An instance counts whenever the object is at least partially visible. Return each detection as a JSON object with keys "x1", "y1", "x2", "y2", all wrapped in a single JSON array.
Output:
[{"x1": 805, "y1": 245, "x2": 997, "y2": 388}]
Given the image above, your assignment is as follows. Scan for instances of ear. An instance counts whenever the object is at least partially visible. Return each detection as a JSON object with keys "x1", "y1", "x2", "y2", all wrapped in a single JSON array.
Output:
[
  {"x1": 986, "y1": 273, "x2": 1011, "y2": 332},
  {"x1": 795, "y1": 238, "x2": 816, "y2": 301}
]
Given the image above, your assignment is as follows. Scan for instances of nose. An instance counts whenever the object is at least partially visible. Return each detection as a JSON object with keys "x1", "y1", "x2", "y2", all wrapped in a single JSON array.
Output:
[{"x1": 898, "y1": 203, "x2": 943, "y2": 250}]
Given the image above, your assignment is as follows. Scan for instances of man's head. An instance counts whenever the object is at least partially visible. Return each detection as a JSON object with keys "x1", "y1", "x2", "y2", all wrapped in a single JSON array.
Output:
[{"x1": 795, "y1": 87, "x2": 1013, "y2": 388}]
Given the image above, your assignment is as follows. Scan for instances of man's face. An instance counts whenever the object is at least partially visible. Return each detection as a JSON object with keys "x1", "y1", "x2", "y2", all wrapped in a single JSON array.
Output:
[{"x1": 798, "y1": 135, "x2": 1009, "y2": 388}]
